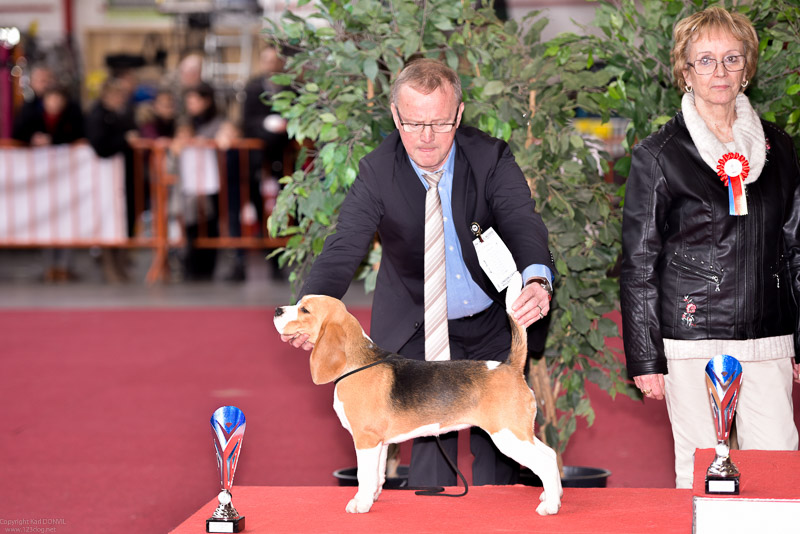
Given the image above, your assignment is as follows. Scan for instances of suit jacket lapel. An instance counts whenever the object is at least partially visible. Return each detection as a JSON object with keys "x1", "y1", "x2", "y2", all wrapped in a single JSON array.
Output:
[
  {"x1": 393, "y1": 141, "x2": 426, "y2": 218},
  {"x1": 451, "y1": 142, "x2": 471, "y2": 233},
  {"x1": 452, "y1": 141, "x2": 485, "y2": 288}
]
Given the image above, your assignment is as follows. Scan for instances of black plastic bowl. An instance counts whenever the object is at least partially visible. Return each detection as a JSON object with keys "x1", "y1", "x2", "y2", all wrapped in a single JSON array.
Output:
[
  {"x1": 520, "y1": 465, "x2": 611, "y2": 488},
  {"x1": 334, "y1": 464, "x2": 609, "y2": 489},
  {"x1": 333, "y1": 465, "x2": 410, "y2": 488}
]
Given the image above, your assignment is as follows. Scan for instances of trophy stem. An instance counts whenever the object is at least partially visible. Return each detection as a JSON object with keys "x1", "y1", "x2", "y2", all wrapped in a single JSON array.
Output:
[
  {"x1": 705, "y1": 442, "x2": 740, "y2": 494},
  {"x1": 207, "y1": 489, "x2": 245, "y2": 532},
  {"x1": 211, "y1": 490, "x2": 242, "y2": 520},
  {"x1": 707, "y1": 442, "x2": 739, "y2": 478}
]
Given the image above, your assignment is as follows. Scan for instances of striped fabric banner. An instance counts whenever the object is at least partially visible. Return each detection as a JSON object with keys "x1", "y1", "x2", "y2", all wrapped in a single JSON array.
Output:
[
  {"x1": 179, "y1": 146, "x2": 220, "y2": 196},
  {"x1": 0, "y1": 144, "x2": 126, "y2": 244}
]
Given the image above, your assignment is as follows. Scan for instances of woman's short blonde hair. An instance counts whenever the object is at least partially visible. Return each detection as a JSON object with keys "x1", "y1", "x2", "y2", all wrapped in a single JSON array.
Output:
[{"x1": 671, "y1": 6, "x2": 759, "y2": 91}]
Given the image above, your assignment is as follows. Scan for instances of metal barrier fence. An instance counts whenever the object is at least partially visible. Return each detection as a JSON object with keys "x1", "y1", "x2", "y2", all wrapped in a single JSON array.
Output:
[{"x1": 0, "y1": 138, "x2": 287, "y2": 283}]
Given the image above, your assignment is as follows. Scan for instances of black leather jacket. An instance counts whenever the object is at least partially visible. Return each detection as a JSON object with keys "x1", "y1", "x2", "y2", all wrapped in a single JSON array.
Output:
[{"x1": 620, "y1": 112, "x2": 800, "y2": 378}]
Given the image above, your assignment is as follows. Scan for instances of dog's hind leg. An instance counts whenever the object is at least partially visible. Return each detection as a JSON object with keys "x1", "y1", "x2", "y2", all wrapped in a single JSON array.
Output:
[
  {"x1": 490, "y1": 429, "x2": 562, "y2": 515},
  {"x1": 346, "y1": 442, "x2": 383, "y2": 513}
]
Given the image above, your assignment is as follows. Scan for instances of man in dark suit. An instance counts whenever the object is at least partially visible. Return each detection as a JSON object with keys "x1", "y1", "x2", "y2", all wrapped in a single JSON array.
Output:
[{"x1": 283, "y1": 59, "x2": 553, "y2": 487}]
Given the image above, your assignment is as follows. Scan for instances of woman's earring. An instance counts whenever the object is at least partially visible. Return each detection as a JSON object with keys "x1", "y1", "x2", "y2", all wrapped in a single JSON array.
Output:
[
  {"x1": 685, "y1": 84, "x2": 693, "y2": 93},
  {"x1": 741, "y1": 79, "x2": 749, "y2": 89}
]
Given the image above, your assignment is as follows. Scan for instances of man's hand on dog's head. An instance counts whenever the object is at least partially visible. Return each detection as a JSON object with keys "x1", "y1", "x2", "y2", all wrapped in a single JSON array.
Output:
[{"x1": 281, "y1": 333, "x2": 314, "y2": 351}]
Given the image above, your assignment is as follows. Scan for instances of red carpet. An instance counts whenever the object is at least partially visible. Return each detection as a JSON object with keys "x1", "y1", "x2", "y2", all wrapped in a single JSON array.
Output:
[
  {"x1": 2, "y1": 308, "x2": 799, "y2": 532},
  {"x1": 171, "y1": 486, "x2": 693, "y2": 533},
  {"x1": 692, "y1": 448, "x2": 800, "y2": 498}
]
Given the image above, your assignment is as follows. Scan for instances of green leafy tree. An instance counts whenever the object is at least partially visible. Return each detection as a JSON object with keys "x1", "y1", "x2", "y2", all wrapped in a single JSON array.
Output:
[
  {"x1": 584, "y1": 0, "x2": 800, "y2": 180},
  {"x1": 266, "y1": 0, "x2": 638, "y2": 463}
]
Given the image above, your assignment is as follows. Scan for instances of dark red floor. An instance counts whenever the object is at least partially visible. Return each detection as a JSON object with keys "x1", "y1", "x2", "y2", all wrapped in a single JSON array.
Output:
[{"x1": 2, "y1": 308, "x2": 798, "y2": 532}]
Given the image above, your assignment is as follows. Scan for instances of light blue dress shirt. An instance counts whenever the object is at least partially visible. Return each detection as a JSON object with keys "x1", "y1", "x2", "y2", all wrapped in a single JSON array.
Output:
[{"x1": 410, "y1": 142, "x2": 553, "y2": 319}]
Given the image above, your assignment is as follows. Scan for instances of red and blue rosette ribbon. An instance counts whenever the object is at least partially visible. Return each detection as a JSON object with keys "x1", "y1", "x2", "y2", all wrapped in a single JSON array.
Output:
[{"x1": 716, "y1": 153, "x2": 750, "y2": 216}]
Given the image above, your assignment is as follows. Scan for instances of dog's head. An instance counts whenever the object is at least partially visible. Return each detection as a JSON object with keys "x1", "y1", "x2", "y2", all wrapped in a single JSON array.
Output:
[{"x1": 274, "y1": 295, "x2": 353, "y2": 385}]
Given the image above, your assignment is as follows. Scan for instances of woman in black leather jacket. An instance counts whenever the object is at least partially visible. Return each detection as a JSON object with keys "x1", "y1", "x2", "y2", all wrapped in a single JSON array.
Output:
[{"x1": 620, "y1": 6, "x2": 800, "y2": 488}]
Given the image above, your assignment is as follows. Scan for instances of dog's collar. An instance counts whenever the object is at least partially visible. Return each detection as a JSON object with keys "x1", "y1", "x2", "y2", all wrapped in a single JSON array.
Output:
[{"x1": 334, "y1": 356, "x2": 393, "y2": 385}]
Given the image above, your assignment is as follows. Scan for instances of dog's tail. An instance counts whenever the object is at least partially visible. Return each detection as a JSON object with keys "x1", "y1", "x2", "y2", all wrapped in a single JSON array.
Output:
[{"x1": 504, "y1": 272, "x2": 528, "y2": 374}]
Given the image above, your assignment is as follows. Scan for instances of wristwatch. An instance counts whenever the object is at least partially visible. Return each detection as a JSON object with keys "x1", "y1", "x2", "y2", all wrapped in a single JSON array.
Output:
[{"x1": 526, "y1": 276, "x2": 553, "y2": 300}]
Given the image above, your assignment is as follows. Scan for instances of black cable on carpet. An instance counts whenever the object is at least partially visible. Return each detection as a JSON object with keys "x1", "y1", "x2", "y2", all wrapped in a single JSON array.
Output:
[{"x1": 407, "y1": 435, "x2": 468, "y2": 498}]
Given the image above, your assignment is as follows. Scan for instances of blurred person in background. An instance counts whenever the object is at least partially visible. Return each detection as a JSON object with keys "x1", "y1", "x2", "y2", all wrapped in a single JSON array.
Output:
[
  {"x1": 12, "y1": 83, "x2": 85, "y2": 283},
  {"x1": 137, "y1": 89, "x2": 177, "y2": 140},
  {"x1": 14, "y1": 64, "x2": 55, "y2": 114},
  {"x1": 134, "y1": 88, "x2": 178, "y2": 241},
  {"x1": 86, "y1": 77, "x2": 140, "y2": 283},
  {"x1": 178, "y1": 53, "x2": 204, "y2": 92},
  {"x1": 239, "y1": 45, "x2": 290, "y2": 281},
  {"x1": 111, "y1": 67, "x2": 142, "y2": 122},
  {"x1": 27, "y1": 65, "x2": 55, "y2": 100},
  {"x1": 242, "y1": 45, "x2": 289, "y2": 181},
  {"x1": 171, "y1": 82, "x2": 239, "y2": 281},
  {"x1": 12, "y1": 66, "x2": 85, "y2": 283},
  {"x1": 13, "y1": 85, "x2": 84, "y2": 146}
]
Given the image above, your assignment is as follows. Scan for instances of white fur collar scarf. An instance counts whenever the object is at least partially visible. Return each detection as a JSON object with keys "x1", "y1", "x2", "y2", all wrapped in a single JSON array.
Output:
[{"x1": 681, "y1": 92, "x2": 766, "y2": 184}]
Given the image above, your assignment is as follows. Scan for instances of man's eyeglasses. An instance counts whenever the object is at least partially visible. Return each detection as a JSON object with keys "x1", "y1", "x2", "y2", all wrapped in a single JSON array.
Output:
[
  {"x1": 396, "y1": 107, "x2": 459, "y2": 134},
  {"x1": 687, "y1": 55, "x2": 746, "y2": 75}
]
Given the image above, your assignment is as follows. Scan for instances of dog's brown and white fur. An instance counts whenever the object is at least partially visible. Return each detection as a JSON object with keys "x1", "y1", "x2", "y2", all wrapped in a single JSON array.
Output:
[{"x1": 273, "y1": 274, "x2": 562, "y2": 515}]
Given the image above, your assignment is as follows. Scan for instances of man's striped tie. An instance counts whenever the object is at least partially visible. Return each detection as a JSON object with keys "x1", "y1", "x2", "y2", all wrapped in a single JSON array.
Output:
[{"x1": 422, "y1": 170, "x2": 450, "y2": 361}]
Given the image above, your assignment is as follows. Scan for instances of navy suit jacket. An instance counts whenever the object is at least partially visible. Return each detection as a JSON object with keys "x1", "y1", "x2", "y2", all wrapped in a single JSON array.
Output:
[{"x1": 301, "y1": 126, "x2": 552, "y2": 353}]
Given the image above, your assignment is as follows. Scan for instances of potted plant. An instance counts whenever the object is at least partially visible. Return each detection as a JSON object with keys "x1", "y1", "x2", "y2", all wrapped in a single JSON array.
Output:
[{"x1": 266, "y1": 0, "x2": 639, "y2": 483}]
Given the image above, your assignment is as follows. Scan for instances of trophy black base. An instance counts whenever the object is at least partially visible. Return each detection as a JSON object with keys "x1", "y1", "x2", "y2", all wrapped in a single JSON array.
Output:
[
  {"x1": 206, "y1": 516, "x2": 245, "y2": 533},
  {"x1": 705, "y1": 475, "x2": 739, "y2": 495}
]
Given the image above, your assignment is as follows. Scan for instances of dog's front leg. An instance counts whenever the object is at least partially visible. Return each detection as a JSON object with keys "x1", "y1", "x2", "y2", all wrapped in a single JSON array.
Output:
[
  {"x1": 374, "y1": 443, "x2": 389, "y2": 502},
  {"x1": 346, "y1": 443, "x2": 383, "y2": 513}
]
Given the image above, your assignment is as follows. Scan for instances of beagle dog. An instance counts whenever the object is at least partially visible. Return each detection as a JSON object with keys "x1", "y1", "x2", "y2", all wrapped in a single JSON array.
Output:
[{"x1": 273, "y1": 274, "x2": 562, "y2": 515}]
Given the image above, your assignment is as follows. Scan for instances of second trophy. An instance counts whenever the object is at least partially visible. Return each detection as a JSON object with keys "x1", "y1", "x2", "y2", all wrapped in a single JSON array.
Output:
[
  {"x1": 704, "y1": 354, "x2": 743, "y2": 495},
  {"x1": 207, "y1": 405, "x2": 246, "y2": 533}
]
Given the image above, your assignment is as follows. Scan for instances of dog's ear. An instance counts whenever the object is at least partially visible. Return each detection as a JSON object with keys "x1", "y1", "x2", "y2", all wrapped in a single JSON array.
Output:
[{"x1": 309, "y1": 322, "x2": 348, "y2": 384}]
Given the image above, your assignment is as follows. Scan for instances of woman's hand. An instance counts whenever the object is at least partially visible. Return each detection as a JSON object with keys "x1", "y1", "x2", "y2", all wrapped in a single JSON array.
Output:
[
  {"x1": 793, "y1": 362, "x2": 800, "y2": 384},
  {"x1": 633, "y1": 373, "x2": 666, "y2": 400}
]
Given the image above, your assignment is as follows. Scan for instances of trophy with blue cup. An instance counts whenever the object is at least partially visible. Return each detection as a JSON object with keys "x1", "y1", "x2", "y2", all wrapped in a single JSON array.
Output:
[
  {"x1": 704, "y1": 354, "x2": 743, "y2": 495},
  {"x1": 207, "y1": 406, "x2": 246, "y2": 533}
]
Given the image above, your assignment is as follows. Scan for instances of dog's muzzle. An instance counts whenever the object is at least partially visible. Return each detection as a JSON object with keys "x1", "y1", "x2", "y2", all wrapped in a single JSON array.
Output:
[{"x1": 273, "y1": 305, "x2": 297, "y2": 334}]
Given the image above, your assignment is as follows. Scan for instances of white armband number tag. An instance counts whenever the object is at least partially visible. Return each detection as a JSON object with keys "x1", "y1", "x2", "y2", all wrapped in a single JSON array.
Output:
[{"x1": 473, "y1": 227, "x2": 517, "y2": 292}]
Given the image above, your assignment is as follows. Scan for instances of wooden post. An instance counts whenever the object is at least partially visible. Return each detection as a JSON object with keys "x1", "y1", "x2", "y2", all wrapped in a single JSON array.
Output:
[
  {"x1": 145, "y1": 142, "x2": 169, "y2": 283},
  {"x1": 530, "y1": 357, "x2": 564, "y2": 474},
  {"x1": 525, "y1": 90, "x2": 536, "y2": 149}
]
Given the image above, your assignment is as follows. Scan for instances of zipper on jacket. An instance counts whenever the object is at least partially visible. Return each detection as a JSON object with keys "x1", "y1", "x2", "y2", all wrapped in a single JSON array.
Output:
[
  {"x1": 669, "y1": 258, "x2": 721, "y2": 291},
  {"x1": 773, "y1": 257, "x2": 787, "y2": 289}
]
